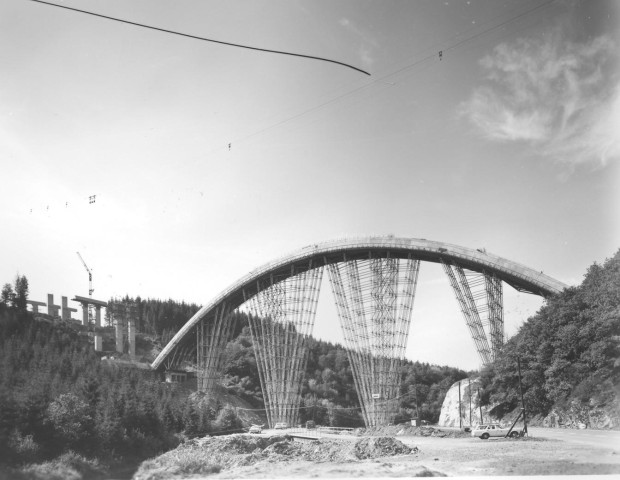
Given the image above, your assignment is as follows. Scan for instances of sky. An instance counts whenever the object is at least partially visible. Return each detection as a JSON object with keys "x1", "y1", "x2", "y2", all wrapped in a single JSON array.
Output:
[{"x1": 1, "y1": 0, "x2": 618, "y2": 371}]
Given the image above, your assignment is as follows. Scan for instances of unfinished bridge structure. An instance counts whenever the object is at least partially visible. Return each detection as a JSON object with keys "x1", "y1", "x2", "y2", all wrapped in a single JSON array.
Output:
[{"x1": 151, "y1": 237, "x2": 566, "y2": 427}]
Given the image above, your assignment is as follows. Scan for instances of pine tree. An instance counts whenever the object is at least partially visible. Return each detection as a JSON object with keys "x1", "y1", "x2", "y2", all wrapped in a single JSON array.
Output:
[
  {"x1": 1, "y1": 283, "x2": 14, "y2": 308},
  {"x1": 13, "y1": 275, "x2": 28, "y2": 311}
]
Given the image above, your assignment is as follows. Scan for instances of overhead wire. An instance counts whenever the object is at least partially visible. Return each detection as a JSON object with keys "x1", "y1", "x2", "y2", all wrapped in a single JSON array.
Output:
[
  {"x1": 188, "y1": 0, "x2": 558, "y2": 162},
  {"x1": 26, "y1": 0, "x2": 370, "y2": 76},
  {"x1": 22, "y1": 0, "x2": 558, "y2": 215}
]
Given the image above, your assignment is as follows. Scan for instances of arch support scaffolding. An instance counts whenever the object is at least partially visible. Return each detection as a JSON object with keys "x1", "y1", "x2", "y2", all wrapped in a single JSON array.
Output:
[
  {"x1": 441, "y1": 260, "x2": 504, "y2": 365},
  {"x1": 327, "y1": 256, "x2": 420, "y2": 427},
  {"x1": 197, "y1": 303, "x2": 237, "y2": 392},
  {"x1": 245, "y1": 264, "x2": 323, "y2": 428}
]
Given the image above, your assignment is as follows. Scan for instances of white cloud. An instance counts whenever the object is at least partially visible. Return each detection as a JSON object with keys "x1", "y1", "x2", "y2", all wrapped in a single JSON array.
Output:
[
  {"x1": 339, "y1": 17, "x2": 376, "y2": 69},
  {"x1": 460, "y1": 30, "x2": 620, "y2": 166}
]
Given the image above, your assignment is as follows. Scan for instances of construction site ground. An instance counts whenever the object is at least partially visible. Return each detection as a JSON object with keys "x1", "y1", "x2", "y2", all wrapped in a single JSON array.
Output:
[{"x1": 133, "y1": 426, "x2": 620, "y2": 479}]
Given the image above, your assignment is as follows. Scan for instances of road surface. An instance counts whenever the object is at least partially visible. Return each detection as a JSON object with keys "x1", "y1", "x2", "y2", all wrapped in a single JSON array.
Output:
[{"x1": 528, "y1": 426, "x2": 620, "y2": 451}]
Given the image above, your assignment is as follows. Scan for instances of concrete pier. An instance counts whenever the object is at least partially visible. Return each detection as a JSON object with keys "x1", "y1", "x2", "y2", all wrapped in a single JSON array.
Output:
[
  {"x1": 47, "y1": 294, "x2": 61, "y2": 317},
  {"x1": 115, "y1": 319, "x2": 124, "y2": 353},
  {"x1": 94, "y1": 334, "x2": 102, "y2": 352},
  {"x1": 128, "y1": 318, "x2": 136, "y2": 358},
  {"x1": 61, "y1": 296, "x2": 77, "y2": 321},
  {"x1": 27, "y1": 300, "x2": 46, "y2": 314},
  {"x1": 72, "y1": 295, "x2": 107, "y2": 327}
]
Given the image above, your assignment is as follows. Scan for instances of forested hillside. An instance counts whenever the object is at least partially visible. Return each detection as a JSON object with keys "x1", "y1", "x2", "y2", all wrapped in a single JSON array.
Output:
[
  {"x1": 106, "y1": 296, "x2": 468, "y2": 426},
  {"x1": 480, "y1": 249, "x2": 620, "y2": 427},
  {"x1": 1, "y1": 280, "x2": 468, "y2": 475},
  {"x1": 105, "y1": 296, "x2": 202, "y2": 346},
  {"x1": 221, "y1": 317, "x2": 468, "y2": 427}
]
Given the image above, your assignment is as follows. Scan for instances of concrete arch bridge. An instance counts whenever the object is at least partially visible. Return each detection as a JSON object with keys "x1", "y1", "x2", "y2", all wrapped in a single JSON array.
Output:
[{"x1": 151, "y1": 237, "x2": 566, "y2": 428}]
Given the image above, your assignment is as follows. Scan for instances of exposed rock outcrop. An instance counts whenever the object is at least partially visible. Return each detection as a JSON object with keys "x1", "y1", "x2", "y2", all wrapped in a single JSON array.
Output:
[
  {"x1": 542, "y1": 400, "x2": 620, "y2": 429},
  {"x1": 438, "y1": 378, "x2": 493, "y2": 428}
]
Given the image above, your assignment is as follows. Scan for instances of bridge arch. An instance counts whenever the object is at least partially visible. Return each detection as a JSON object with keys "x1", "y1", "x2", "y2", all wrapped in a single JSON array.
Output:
[{"x1": 151, "y1": 236, "x2": 566, "y2": 426}]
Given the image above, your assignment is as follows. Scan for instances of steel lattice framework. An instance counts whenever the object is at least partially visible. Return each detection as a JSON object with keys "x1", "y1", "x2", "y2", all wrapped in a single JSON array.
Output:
[
  {"x1": 196, "y1": 303, "x2": 237, "y2": 392},
  {"x1": 244, "y1": 265, "x2": 323, "y2": 428},
  {"x1": 152, "y1": 237, "x2": 567, "y2": 427},
  {"x1": 327, "y1": 256, "x2": 420, "y2": 426},
  {"x1": 442, "y1": 260, "x2": 504, "y2": 365}
]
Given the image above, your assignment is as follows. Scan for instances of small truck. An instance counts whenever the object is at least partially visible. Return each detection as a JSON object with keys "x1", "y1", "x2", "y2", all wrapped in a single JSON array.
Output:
[{"x1": 471, "y1": 423, "x2": 520, "y2": 439}]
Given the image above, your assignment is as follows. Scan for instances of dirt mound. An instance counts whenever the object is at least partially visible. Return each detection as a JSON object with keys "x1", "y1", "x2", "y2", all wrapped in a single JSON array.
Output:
[
  {"x1": 354, "y1": 437, "x2": 417, "y2": 459},
  {"x1": 359, "y1": 425, "x2": 470, "y2": 438},
  {"x1": 134, "y1": 434, "x2": 417, "y2": 479}
]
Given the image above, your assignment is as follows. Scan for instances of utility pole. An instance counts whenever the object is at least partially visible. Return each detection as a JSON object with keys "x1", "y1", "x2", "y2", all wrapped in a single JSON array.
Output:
[
  {"x1": 415, "y1": 383, "x2": 421, "y2": 427},
  {"x1": 478, "y1": 387, "x2": 483, "y2": 424},
  {"x1": 458, "y1": 381, "x2": 462, "y2": 429},
  {"x1": 468, "y1": 381, "x2": 472, "y2": 427},
  {"x1": 517, "y1": 356, "x2": 528, "y2": 436}
]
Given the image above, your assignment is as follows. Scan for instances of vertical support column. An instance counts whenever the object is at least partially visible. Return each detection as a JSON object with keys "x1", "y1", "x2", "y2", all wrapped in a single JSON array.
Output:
[
  {"x1": 95, "y1": 306, "x2": 102, "y2": 328},
  {"x1": 115, "y1": 317, "x2": 124, "y2": 353},
  {"x1": 94, "y1": 305, "x2": 103, "y2": 352},
  {"x1": 61, "y1": 297, "x2": 77, "y2": 321},
  {"x1": 128, "y1": 317, "x2": 136, "y2": 358},
  {"x1": 61, "y1": 297, "x2": 70, "y2": 320},
  {"x1": 47, "y1": 294, "x2": 61, "y2": 317},
  {"x1": 79, "y1": 302, "x2": 89, "y2": 326}
]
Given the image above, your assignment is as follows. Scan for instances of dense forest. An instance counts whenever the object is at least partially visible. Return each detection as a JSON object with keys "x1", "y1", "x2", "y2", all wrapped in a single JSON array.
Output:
[
  {"x1": 105, "y1": 296, "x2": 202, "y2": 346},
  {"x1": 479, "y1": 249, "x2": 620, "y2": 425},
  {"x1": 220, "y1": 316, "x2": 468, "y2": 427},
  {"x1": 0, "y1": 306, "x2": 247, "y2": 472}
]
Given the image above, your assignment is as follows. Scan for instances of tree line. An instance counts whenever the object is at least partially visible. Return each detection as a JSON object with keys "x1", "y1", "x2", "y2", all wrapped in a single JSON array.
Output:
[
  {"x1": 0, "y1": 306, "x2": 246, "y2": 470},
  {"x1": 479, "y1": 249, "x2": 620, "y2": 424}
]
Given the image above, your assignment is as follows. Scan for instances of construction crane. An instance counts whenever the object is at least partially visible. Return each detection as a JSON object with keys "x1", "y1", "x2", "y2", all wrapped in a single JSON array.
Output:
[
  {"x1": 77, "y1": 252, "x2": 94, "y2": 326},
  {"x1": 76, "y1": 252, "x2": 94, "y2": 296}
]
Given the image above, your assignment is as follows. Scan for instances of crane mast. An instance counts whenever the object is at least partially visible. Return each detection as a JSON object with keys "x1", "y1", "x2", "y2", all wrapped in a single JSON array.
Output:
[
  {"x1": 76, "y1": 252, "x2": 94, "y2": 296},
  {"x1": 76, "y1": 252, "x2": 94, "y2": 326}
]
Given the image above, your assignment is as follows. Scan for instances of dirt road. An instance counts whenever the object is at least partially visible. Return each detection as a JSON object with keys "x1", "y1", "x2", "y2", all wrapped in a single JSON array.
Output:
[
  {"x1": 211, "y1": 432, "x2": 620, "y2": 477},
  {"x1": 134, "y1": 428, "x2": 620, "y2": 478}
]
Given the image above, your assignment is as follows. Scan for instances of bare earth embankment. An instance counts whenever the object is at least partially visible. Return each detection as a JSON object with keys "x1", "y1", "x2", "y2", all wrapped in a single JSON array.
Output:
[{"x1": 133, "y1": 428, "x2": 620, "y2": 479}]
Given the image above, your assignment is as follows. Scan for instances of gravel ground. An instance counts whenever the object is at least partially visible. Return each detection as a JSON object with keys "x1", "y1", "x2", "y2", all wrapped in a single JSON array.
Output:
[{"x1": 134, "y1": 431, "x2": 620, "y2": 479}]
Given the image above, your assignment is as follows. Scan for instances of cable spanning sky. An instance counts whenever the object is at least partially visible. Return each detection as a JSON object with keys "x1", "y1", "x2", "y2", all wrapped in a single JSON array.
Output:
[{"x1": 1, "y1": 0, "x2": 618, "y2": 370}]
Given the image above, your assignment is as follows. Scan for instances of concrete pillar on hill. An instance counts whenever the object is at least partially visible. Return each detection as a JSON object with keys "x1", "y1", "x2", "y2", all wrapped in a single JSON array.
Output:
[
  {"x1": 94, "y1": 334, "x2": 102, "y2": 352},
  {"x1": 95, "y1": 305, "x2": 102, "y2": 328},
  {"x1": 61, "y1": 296, "x2": 77, "y2": 321},
  {"x1": 47, "y1": 294, "x2": 61, "y2": 317},
  {"x1": 115, "y1": 318, "x2": 124, "y2": 354},
  {"x1": 27, "y1": 300, "x2": 46, "y2": 314},
  {"x1": 77, "y1": 301, "x2": 89, "y2": 326},
  {"x1": 128, "y1": 318, "x2": 136, "y2": 358}
]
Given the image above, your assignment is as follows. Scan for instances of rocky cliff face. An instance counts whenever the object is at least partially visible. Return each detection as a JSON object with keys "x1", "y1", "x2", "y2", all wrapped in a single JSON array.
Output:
[
  {"x1": 439, "y1": 380, "x2": 620, "y2": 430},
  {"x1": 438, "y1": 378, "x2": 492, "y2": 428},
  {"x1": 540, "y1": 401, "x2": 620, "y2": 429}
]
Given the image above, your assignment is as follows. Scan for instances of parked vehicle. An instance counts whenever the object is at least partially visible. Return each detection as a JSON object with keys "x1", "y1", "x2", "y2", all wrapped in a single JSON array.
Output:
[
  {"x1": 274, "y1": 422, "x2": 288, "y2": 430},
  {"x1": 248, "y1": 425, "x2": 262, "y2": 434},
  {"x1": 306, "y1": 420, "x2": 316, "y2": 429},
  {"x1": 471, "y1": 423, "x2": 519, "y2": 439}
]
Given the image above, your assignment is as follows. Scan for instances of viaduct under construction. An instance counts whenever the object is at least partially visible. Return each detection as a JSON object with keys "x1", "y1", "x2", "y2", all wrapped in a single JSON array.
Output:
[{"x1": 151, "y1": 236, "x2": 566, "y2": 428}]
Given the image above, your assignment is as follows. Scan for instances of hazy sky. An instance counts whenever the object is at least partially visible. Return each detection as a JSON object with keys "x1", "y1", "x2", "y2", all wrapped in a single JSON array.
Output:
[{"x1": 1, "y1": 0, "x2": 618, "y2": 370}]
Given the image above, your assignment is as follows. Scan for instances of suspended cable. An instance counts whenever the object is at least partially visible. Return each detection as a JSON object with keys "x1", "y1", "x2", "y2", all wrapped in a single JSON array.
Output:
[
  {"x1": 200, "y1": 0, "x2": 558, "y2": 156},
  {"x1": 26, "y1": 0, "x2": 370, "y2": 76}
]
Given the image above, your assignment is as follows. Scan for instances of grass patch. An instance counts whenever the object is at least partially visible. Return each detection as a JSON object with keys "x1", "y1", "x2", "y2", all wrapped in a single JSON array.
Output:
[{"x1": 18, "y1": 451, "x2": 108, "y2": 480}]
